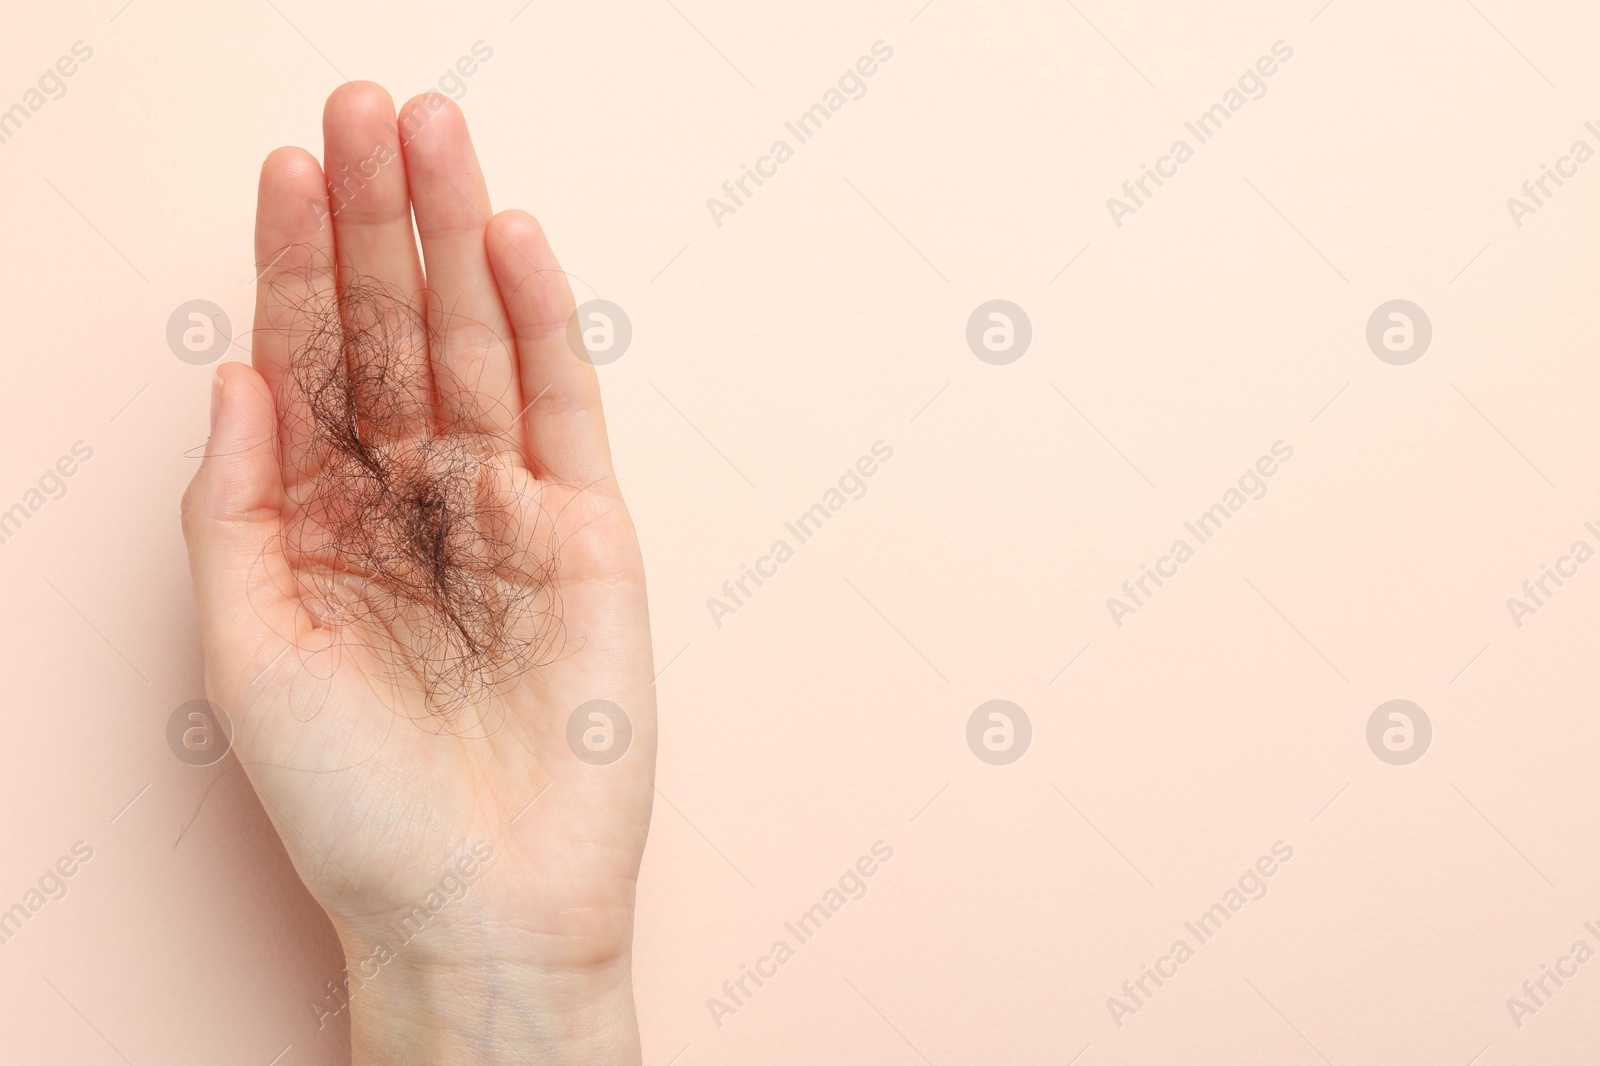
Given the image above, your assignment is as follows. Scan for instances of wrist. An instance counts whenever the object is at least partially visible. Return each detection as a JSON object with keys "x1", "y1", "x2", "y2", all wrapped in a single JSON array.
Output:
[{"x1": 336, "y1": 949, "x2": 640, "y2": 1065}]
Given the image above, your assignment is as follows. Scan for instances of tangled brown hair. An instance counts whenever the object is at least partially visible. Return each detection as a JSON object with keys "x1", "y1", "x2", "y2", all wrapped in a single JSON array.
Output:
[{"x1": 270, "y1": 271, "x2": 562, "y2": 721}]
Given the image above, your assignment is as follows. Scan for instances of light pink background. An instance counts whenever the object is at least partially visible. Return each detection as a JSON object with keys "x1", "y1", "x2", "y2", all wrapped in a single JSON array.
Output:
[{"x1": 5, "y1": 0, "x2": 1600, "y2": 1062}]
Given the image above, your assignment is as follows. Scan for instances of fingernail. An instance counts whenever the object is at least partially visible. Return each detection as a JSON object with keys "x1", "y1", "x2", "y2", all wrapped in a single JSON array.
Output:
[{"x1": 210, "y1": 371, "x2": 224, "y2": 433}]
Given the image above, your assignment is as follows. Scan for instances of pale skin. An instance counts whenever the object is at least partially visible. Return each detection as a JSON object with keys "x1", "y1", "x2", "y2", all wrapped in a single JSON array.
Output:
[{"x1": 180, "y1": 82, "x2": 653, "y2": 1064}]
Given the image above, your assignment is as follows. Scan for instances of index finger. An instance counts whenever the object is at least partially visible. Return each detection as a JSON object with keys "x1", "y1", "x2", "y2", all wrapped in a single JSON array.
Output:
[{"x1": 252, "y1": 145, "x2": 339, "y2": 492}]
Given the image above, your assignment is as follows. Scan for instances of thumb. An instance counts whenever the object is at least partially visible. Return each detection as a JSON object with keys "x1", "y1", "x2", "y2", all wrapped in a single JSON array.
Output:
[{"x1": 181, "y1": 361, "x2": 299, "y2": 689}]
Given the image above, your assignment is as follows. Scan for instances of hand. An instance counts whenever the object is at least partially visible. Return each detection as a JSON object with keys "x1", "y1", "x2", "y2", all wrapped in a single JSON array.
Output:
[{"x1": 180, "y1": 82, "x2": 654, "y2": 1065}]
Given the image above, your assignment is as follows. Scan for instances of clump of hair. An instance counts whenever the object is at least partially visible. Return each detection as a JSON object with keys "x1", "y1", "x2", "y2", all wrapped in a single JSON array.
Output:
[{"x1": 271, "y1": 272, "x2": 561, "y2": 721}]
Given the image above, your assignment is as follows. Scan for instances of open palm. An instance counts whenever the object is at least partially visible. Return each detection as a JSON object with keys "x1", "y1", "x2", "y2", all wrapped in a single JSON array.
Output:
[{"x1": 180, "y1": 83, "x2": 654, "y2": 1051}]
